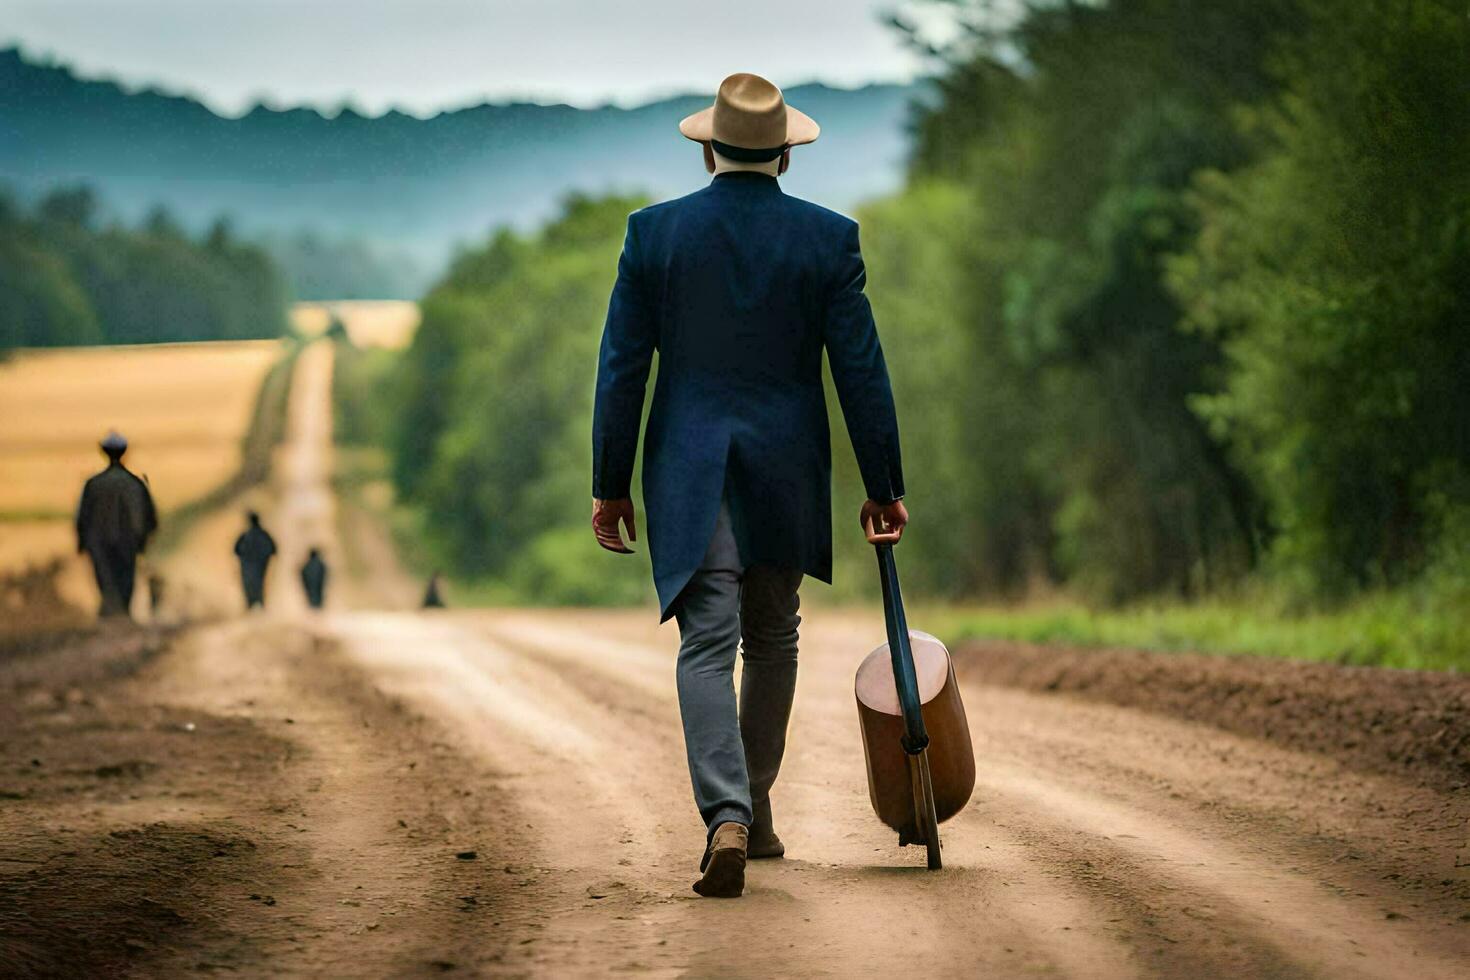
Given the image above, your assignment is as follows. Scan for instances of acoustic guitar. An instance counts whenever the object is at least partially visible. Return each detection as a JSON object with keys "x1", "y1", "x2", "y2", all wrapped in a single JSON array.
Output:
[{"x1": 855, "y1": 518, "x2": 976, "y2": 868}]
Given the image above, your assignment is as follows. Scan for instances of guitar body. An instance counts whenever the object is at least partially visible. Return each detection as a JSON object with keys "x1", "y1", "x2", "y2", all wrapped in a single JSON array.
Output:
[{"x1": 856, "y1": 630, "x2": 976, "y2": 835}]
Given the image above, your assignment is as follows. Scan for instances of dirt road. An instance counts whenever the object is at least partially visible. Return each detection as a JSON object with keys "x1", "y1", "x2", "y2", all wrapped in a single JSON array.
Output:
[{"x1": 4, "y1": 341, "x2": 1468, "y2": 978}]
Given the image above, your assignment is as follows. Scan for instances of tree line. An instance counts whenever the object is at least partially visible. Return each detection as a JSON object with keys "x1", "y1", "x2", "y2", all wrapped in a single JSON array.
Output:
[
  {"x1": 0, "y1": 185, "x2": 286, "y2": 350},
  {"x1": 382, "y1": 0, "x2": 1468, "y2": 609},
  {"x1": 382, "y1": 196, "x2": 654, "y2": 604}
]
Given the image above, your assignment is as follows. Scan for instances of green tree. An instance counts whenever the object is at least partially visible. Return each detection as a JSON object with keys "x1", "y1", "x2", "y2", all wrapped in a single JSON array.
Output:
[
  {"x1": 881, "y1": 0, "x2": 1293, "y2": 599},
  {"x1": 392, "y1": 194, "x2": 652, "y2": 603},
  {"x1": 22, "y1": 189, "x2": 289, "y2": 346},
  {"x1": 840, "y1": 182, "x2": 1052, "y2": 598},
  {"x1": 0, "y1": 233, "x2": 101, "y2": 348},
  {"x1": 1171, "y1": 0, "x2": 1470, "y2": 594},
  {"x1": 37, "y1": 185, "x2": 97, "y2": 229}
]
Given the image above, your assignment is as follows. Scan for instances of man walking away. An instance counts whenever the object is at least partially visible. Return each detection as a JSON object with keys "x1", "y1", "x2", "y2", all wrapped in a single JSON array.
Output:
[
  {"x1": 591, "y1": 74, "x2": 909, "y2": 898},
  {"x1": 76, "y1": 430, "x2": 158, "y2": 618},
  {"x1": 300, "y1": 547, "x2": 328, "y2": 610},
  {"x1": 422, "y1": 571, "x2": 446, "y2": 609},
  {"x1": 233, "y1": 511, "x2": 276, "y2": 609}
]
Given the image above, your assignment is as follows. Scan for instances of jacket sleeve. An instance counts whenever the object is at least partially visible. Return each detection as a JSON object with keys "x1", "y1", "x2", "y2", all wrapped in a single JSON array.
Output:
[
  {"x1": 823, "y1": 220, "x2": 905, "y2": 504},
  {"x1": 591, "y1": 215, "x2": 657, "y2": 500}
]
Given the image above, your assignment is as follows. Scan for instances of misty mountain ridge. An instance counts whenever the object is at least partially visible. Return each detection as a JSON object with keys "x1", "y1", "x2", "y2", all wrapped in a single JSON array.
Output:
[{"x1": 0, "y1": 48, "x2": 920, "y2": 297}]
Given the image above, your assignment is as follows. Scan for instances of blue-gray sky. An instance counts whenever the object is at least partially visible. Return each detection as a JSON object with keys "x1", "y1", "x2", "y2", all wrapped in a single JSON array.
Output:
[{"x1": 1, "y1": 0, "x2": 948, "y2": 116}]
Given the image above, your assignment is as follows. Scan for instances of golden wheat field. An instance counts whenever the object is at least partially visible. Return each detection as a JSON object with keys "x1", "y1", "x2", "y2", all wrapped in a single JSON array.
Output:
[
  {"x1": 290, "y1": 300, "x2": 420, "y2": 349},
  {"x1": 0, "y1": 339, "x2": 282, "y2": 524}
]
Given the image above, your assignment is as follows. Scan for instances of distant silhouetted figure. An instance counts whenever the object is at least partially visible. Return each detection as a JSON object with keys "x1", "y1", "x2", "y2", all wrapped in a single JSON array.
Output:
[
  {"x1": 147, "y1": 572, "x2": 166, "y2": 617},
  {"x1": 422, "y1": 571, "x2": 446, "y2": 609},
  {"x1": 233, "y1": 511, "x2": 276, "y2": 609},
  {"x1": 76, "y1": 431, "x2": 158, "y2": 618},
  {"x1": 300, "y1": 548, "x2": 328, "y2": 610}
]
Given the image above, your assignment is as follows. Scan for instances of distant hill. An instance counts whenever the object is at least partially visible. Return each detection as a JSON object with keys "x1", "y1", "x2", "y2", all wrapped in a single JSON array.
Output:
[{"x1": 0, "y1": 48, "x2": 919, "y2": 296}]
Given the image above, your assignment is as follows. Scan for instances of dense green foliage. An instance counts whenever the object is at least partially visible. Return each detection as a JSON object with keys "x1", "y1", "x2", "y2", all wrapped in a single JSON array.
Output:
[
  {"x1": 383, "y1": 0, "x2": 1468, "y2": 660},
  {"x1": 869, "y1": 0, "x2": 1298, "y2": 603},
  {"x1": 858, "y1": 0, "x2": 1467, "y2": 610},
  {"x1": 331, "y1": 332, "x2": 400, "y2": 447},
  {"x1": 1170, "y1": 0, "x2": 1470, "y2": 595},
  {"x1": 0, "y1": 185, "x2": 287, "y2": 350},
  {"x1": 391, "y1": 195, "x2": 654, "y2": 604}
]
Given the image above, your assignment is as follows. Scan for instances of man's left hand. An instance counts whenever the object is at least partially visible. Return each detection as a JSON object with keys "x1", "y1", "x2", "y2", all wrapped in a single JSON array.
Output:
[
  {"x1": 860, "y1": 498, "x2": 909, "y2": 543},
  {"x1": 592, "y1": 498, "x2": 637, "y2": 554}
]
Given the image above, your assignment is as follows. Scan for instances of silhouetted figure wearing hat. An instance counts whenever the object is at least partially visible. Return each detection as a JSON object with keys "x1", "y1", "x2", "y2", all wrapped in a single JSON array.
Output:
[
  {"x1": 76, "y1": 431, "x2": 158, "y2": 618},
  {"x1": 300, "y1": 548, "x2": 328, "y2": 610},
  {"x1": 233, "y1": 511, "x2": 276, "y2": 609},
  {"x1": 422, "y1": 571, "x2": 446, "y2": 609}
]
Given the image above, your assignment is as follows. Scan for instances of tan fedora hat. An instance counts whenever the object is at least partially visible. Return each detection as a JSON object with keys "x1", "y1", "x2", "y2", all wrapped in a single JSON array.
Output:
[{"x1": 679, "y1": 73, "x2": 819, "y2": 159}]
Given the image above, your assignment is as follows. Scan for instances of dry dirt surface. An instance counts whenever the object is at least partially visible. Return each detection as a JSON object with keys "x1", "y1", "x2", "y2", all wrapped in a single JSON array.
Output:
[
  {"x1": 3, "y1": 341, "x2": 1468, "y2": 978},
  {"x1": 954, "y1": 641, "x2": 1470, "y2": 792}
]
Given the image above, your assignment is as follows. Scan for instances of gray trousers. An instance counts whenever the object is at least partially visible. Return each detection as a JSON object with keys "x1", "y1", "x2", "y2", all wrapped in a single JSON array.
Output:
[{"x1": 673, "y1": 503, "x2": 803, "y2": 836}]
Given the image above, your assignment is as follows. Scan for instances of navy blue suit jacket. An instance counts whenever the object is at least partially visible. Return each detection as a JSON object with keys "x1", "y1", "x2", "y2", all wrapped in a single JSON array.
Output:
[{"x1": 593, "y1": 172, "x2": 904, "y2": 619}]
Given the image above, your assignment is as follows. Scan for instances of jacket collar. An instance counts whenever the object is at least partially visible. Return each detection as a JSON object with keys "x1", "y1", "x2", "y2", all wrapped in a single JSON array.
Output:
[{"x1": 710, "y1": 171, "x2": 782, "y2": 193}]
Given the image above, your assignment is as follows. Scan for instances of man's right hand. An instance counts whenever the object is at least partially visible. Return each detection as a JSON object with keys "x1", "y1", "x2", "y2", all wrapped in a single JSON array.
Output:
[
  {"x1": 861, "y1": 498, "x2": 909, "y2": 544},
  {"x1": 592, "y1": 498, "x2": 638, "y2": 554}
]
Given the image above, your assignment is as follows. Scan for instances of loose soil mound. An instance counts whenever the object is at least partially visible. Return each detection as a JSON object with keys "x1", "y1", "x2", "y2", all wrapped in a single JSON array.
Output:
[
  {"x1": 954, "y1": 640, "x2": 1470, "y2": 792},
  {"x1": 0, "y1": 626, "x2": 290, "y2": 978},
  {"x1": 0, "y1": 823, "x2": 269, "y2": 977},
  {"x1": 0, "y1": 620, "x2": 178, "y2": 690}
]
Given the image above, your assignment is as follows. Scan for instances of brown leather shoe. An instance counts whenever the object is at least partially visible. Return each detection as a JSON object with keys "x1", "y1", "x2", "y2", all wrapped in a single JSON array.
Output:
[
  {"x1": 748, "y1": 825, "x2": 785, "y2": 859},
  {"x1": 693, "y1": 822, "x2": 747, "y2": 898},
  {"x1": 749, "y1": 797, "x2": 784, "y2": 858}
]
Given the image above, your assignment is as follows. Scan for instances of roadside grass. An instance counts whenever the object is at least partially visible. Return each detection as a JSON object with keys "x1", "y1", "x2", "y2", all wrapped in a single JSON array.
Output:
[
  {"x1": 925, "y1": 584, "x2": 1469, "y2": 673},
  {"x1": 332, "y1": 450, "x2": 648, "y2": 609}
]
